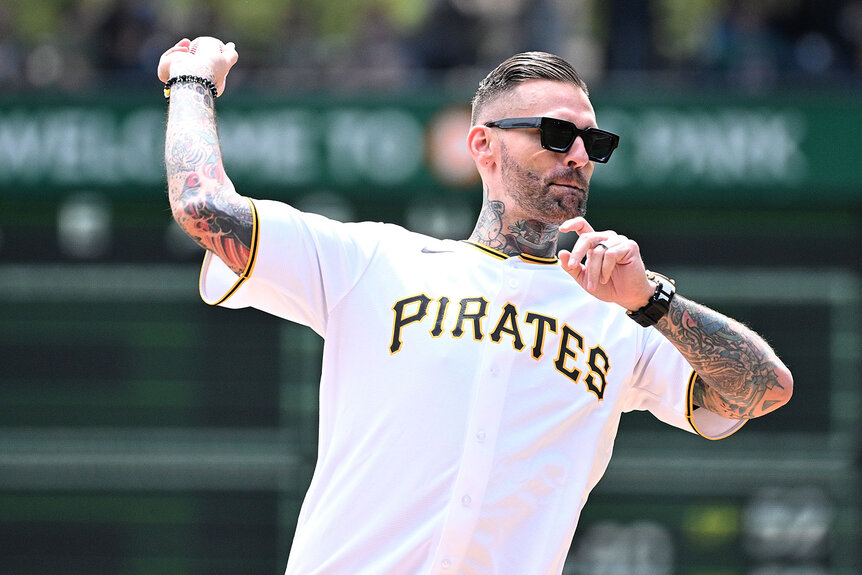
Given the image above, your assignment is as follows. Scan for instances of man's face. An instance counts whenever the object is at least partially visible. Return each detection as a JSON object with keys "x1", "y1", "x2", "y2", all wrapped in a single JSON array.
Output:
[{"x1": 488, "y1": 80, "x2": 598, "y2": 225}]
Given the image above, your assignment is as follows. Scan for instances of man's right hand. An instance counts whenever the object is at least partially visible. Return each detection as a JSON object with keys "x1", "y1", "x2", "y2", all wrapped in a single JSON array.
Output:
[{"x1": 157, "y1": 36, "x2": 239, "y2": 96}]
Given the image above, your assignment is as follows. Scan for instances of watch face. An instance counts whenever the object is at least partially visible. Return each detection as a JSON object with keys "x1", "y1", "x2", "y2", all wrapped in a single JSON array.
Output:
[
  {"x1": 628, "y1": 271, "x2": 675, "y2": 327},
  {"x1": 656, "y1": 283, "x2": 673, "y2": 302},
  {"x1": 647, "y1": 271, "x2": 675, "y2": 302}
]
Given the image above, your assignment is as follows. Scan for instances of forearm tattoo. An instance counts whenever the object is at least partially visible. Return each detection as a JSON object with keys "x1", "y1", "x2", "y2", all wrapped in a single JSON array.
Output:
[
  {"x1": 165, "y1": 82, "x2": 252, "y2": 275},
  {"x1": 471, "y1": 197, "x2": 559, "y2": 258},
  {"x1": 656, "y1": 295, "x2": 788, "y2": 419}
]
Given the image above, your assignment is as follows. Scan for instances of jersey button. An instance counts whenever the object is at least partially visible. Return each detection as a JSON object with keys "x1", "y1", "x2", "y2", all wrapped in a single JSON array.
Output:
[
  {"x1": 507, "y1": 278, "x2": 519, "y2": 289},
  {"x1": 476, "y1": 430, "x2": 486, "y2": 442},
  {"x1": 441, "y1": 559, "x2": 452, "y2": 569},
  {"x1": 462, "y1": 494, "x2": 472, "y2": 507}
]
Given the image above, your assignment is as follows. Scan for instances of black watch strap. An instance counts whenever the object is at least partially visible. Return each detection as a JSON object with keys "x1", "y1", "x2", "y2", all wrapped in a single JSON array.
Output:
[{"x1": 626, "y1": 271, "x2": 676, "y2": 327}]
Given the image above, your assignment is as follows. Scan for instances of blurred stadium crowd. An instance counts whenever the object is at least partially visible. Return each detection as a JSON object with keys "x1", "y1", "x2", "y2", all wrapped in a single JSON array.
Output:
[{"x1": 2, "y1": 0, "x2": 862, "y2": 94}]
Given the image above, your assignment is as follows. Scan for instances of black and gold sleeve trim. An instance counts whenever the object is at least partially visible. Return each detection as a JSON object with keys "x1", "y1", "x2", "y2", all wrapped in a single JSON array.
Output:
[
  {"x1": 685, "y1": 370, "x2": 747, "y2": 440},
  {"x1": 201, "y1": 197, "x2": 260, "y2": 306}
]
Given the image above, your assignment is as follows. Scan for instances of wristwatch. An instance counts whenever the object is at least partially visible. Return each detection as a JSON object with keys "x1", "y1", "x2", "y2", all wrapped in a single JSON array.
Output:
[{"x1": 626, "y1": 271, "x2": 676, "y2": 327}]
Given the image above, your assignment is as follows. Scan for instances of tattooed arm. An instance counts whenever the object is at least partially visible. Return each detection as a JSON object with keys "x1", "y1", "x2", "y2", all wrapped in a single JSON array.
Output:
[
  {"x1": 159, "y1": 38, "x2": 251, "y2": 276},
  {"x1": 559, "y1": 216, "x2": 793, "y2": 420},
  {"x1": 655, "y1": 296, "x2": 792, "y2": 419}
]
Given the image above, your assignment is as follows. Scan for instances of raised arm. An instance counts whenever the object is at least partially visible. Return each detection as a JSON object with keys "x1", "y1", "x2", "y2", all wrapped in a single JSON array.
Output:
[
  {"x1": 158, "y1": 37, "x2": 251, "y2": 276},
  {"x1": 559, "y1": 217, "x2": 792, "y2": 420}
]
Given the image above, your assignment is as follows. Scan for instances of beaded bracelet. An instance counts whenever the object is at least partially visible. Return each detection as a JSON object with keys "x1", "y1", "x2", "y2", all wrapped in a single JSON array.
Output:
[{"x1": 163, "y1": 75, "x2": 219, "y2": 100}]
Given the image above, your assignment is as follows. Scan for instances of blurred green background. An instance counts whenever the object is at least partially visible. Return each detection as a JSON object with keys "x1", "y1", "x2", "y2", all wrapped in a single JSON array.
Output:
[{"x1": 1, "y1": 0, "x2": 860, "y2": 573}]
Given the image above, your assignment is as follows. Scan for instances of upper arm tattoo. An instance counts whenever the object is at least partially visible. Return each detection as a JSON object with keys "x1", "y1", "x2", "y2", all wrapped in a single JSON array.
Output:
[
  {"x1": 164, "y1": 82, "x2": 252, "y2": 275},
  {"x1": 657, "y1": 296, "x2": 788, "y2": 419}
]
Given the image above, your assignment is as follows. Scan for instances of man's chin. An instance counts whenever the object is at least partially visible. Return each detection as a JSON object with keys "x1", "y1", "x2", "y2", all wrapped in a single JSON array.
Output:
[
  {"x1": 534, "y1": 208, "x2": 585, "y2": 228},
  {"x1": 514, "y1": 187, "x2": 587, "y2": 225},
  {"x1": 548, "y1": 196, "x2": 587, "y2": 224},
  {"x1": 548, "y1": 185, "x2": 587, "y2": 219}
]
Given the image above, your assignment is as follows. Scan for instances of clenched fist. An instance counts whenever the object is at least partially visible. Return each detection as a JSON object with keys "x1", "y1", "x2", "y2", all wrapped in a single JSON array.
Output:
[{"x1": 157, "y1": 36, "x2": 239, "y2": 96}]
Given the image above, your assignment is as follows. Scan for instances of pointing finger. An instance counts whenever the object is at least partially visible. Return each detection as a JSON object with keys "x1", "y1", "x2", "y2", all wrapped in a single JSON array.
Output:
[{"x1": 559, "y1": 217, "x2": 594, "y2": 235}]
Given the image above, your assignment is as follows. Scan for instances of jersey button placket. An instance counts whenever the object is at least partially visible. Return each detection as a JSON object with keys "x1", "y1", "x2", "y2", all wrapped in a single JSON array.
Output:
[
  {"x1": 503, "y1": 258, "x2": 524, "y2": 293},
  {"x1": 429, "y1": 266, "x2": 514, "y2": 574}
]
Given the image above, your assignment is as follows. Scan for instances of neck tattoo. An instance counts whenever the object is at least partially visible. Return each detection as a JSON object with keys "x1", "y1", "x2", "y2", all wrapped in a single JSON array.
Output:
[{"x1": 469, "y1": 199, "x2": 559, "y2": 259}]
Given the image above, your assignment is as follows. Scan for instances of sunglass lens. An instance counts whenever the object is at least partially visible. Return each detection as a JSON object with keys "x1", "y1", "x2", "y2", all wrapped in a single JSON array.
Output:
[
  {"x1": 541, "y1": 118, "x2": 576, "y2": 152},
  {"x1": 582, "y1": 131, "x2": 617, "y2": 161},
  {"x1": 539, "y1": 118, "x2": 618, "y2": 161}
]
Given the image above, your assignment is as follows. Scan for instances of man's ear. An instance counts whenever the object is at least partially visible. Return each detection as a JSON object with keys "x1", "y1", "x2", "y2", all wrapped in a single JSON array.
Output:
[{"x1": 467, "y1": 125, "x2": 495, "y2": 170}]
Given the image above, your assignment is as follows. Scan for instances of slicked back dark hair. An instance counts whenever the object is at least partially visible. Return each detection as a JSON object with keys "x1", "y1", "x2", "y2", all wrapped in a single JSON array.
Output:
[{"x1": 471, "y1": 51, "x2": 588, "y2": 125}]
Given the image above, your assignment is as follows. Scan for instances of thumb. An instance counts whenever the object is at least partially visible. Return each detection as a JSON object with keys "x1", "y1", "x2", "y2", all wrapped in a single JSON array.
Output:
[
  {"x1": 157, "y1": 39, "x2": 192, "y2": 82},
  {"x1": 558, "y1": 250, "x2": 584, "y2": 278}
]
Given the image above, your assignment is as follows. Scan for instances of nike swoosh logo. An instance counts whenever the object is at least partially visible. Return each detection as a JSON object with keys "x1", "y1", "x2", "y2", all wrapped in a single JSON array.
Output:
[{"x1": 421, "y1": 247, "x2": 455, "y2": 254}]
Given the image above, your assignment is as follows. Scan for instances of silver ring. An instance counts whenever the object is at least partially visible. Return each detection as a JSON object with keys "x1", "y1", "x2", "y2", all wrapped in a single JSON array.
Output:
[{"x1": 596, "y1": 242, "x2": 609, "y2": 250}]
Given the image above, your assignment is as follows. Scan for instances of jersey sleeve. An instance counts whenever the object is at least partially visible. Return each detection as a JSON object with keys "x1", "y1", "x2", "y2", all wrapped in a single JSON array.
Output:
[
  {"x1": 622, "y1": 327, "x2": 747, "y2": 440},
  {"x1": 198, "y1": 198, "x2": 383, "y2": 335}
]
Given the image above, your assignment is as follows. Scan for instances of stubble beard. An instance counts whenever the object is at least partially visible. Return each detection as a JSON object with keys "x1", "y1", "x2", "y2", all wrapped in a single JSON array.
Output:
[{"x1": 499, "y1": 143, "x2": 589, "y2": 225}]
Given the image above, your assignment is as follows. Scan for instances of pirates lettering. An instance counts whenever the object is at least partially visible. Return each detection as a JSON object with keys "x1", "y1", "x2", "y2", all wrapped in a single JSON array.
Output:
[
  {"x1": 390, "y1": 294, "x2": 611, "y2": 399},
  {"x1": 390, "y1": 294, "x2": 431, "y2": 353}
]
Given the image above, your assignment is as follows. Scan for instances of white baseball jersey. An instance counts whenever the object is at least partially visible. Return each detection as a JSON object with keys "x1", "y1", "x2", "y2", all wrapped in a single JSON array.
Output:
[{"x1": 199, "y1": 199, "x2": 746, "y2": 575}]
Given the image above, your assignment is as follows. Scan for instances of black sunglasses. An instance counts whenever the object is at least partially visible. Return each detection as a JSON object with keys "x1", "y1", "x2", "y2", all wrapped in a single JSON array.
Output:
[{"x1": 484, "y1": 116, "x2": 620, "y2": 163}]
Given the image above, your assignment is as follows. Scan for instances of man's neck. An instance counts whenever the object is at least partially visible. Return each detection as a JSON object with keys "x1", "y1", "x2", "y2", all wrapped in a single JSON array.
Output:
[{"x1": 467, "y1": 199, "x2": 559, "y2": 259}]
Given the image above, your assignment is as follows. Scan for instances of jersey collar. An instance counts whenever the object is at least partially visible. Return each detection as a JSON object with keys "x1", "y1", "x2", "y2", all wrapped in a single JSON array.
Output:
[{"x1": 461, "y1": 241, "x2": 559, "y2": 265}]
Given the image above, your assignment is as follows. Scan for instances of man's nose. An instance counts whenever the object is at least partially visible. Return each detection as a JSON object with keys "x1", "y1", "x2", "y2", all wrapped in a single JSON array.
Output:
[{"x1": 564, "y1": 136, "x2": 590, "y2": 168}]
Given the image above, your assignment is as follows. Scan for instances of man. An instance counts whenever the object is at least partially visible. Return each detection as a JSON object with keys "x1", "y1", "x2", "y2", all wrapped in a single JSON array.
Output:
[{"x1": 158, "y1": 37, "x2": 792, "y2": 575}]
